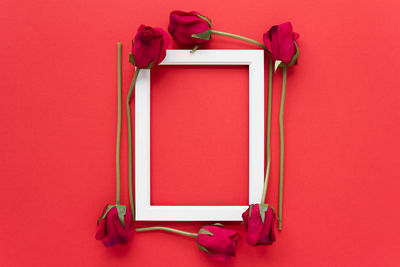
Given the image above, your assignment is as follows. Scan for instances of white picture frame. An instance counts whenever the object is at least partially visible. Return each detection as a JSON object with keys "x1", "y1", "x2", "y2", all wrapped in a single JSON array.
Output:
[{"x1": 135, "y1": 50, "x2": 264, "y2": 221}]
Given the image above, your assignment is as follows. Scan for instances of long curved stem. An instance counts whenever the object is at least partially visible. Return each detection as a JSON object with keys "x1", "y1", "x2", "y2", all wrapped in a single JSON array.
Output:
[
  {"x1": 261, "y1": 57, "x2": 273, "y2": 204},
  {"x1": 127, "y1": 68, "x2": 140, "y2": 220},
  {"x1": 116, "y1": 43, "x2": 122, "y2": 205},
  {"x1": 135, "y1": 226, "x2": 198, "y2": 238},
  {"x1": 211, "y1": 30, "x2": 266, "y2": 50},
  {"x1": 278, "y1": 66, "x2": 287, "y2": 230}
]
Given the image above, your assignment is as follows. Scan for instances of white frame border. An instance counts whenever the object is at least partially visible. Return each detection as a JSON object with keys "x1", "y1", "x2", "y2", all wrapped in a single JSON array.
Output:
[{"x1": 135, "y1": 50, "x2": 264, "y2": 221}]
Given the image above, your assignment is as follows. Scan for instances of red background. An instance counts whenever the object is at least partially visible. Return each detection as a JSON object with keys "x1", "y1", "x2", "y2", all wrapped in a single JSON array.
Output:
[{"x1": 1, "y1": 0, "x2": 400, "y2": 266}]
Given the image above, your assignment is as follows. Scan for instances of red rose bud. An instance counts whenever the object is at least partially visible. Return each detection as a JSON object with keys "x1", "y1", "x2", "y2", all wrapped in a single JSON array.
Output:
[
  {"x1": 130, "y1": 24, "x2": 170, "y2": 69},
  {"x1": 196, "y1": 224, "x2": 239, "y2": 261},
  {"x1": 242, "y1": 204, "x2": 276, "y2": 246},
  {"x1": 168, "y1": 10, "x2": 212, "y2": 46},
  {"x1": 96, "y1": 204, "x2": 133, "y2": 247},
  {"x1": 263, "y1": 22, "x2": 299, "y2": 66}
]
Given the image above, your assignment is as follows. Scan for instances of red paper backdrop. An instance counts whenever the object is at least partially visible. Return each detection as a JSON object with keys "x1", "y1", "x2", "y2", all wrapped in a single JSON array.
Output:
[{"x1": 1, "y1": 0, "x2": 400, "y2": 266}]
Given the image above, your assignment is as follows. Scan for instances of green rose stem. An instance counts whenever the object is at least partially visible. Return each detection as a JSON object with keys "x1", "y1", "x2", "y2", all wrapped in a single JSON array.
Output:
[
  {"x1": 210, "y1": 30, "x2": 266, "y2": 50},
  {"x1": 135, "y1": 227, "x2": 198, "y2": 237},
  {"x1": 116, "y1": 43, "x2": 122, "y2": 205},
  {"x1": 261, "y1": 57, "x2": 273, "y2": 204},
  {"x1": 126, "y1": 68, "x2": 141, "y2": 220},
  {"x1": 278, "y1": 66, "x2": 287, "y2": 230}
]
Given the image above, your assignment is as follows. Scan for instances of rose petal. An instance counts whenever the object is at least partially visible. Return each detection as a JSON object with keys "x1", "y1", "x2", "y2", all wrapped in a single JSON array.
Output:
[
  {"x1": 100, "y1": 208, "x2": 121, "y2": 247},
  {"x1": 168, "y1": 10, "x2": 211, "y2": 46},
  {"x1": 114, "y1": 209, "x2": 133, "y2": 244},
  {"x1": 197, "y1": 226, "x2": 238, "y2": 259},
  {"x1": 95, "y1": 217, "x2": 106, "y2": 240},
  {"x1": 131, "y1": 25, "x2": 169, "y2": 68},
  {"x1": 259, "y1": 208, "x2": 276, "y2": 245},
  {"x1": 246, "y1": 204, "x2": 264, "y2": 246},
  {"x1": 277, "y1": 22, "x2": 297, "y2": 65}
]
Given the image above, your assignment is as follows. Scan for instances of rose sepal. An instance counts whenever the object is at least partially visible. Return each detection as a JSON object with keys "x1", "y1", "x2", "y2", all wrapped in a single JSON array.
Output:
[
  {"x1": 129, "y1": 52, "x2": 136, "y2": 66},
  {"x1": 196, "y1": 223, "x2": 226, "y2": 256},
  {"x1": 274, "y1": 41, "x2": 299, "y2": 71},
  {"x1": 190, "y1": 44, "x2": 201, "y2": 53},
  {"x1": 191, "y1": 30, "x2": 211, "y2": 40},
  {"x1": 97, "y1": 203, "x2": 127, "y2": 227},
  {"x1": 197, "y1": 242, "x2": 211, "y2": 254},
  {"x1": 195, "y1": 13, "x2": 212, "y2": 26},
  {"x1": 287, "y1": 41, "x2": 299, "y2": 66},
  {"x1": 129, "y1": 52, "x2": 154, "y2": 69},
  {"x1": 248, "y1": 203, "x2": 277, "y2": 224}
]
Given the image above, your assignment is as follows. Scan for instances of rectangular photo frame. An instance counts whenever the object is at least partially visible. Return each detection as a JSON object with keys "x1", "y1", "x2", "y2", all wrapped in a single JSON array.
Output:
[{"x1": 135, "y1": 50, "x2": 264, "y2": 221}]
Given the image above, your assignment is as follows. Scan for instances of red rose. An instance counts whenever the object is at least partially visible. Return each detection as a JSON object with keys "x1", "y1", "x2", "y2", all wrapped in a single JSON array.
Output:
[
  {"x1": 130, "y1": 24, "x2": 170, "y2": 69},
  {"x1": 242, "y1": 204, "x2": 276, "y2": 246},
  {"x1": 168, "y1": 10, "x2": 211, "y2": 46},
  {"x1": 96, "y1": 204, "x2": 133, "y2": 247},
  {"x1": 196, "y1": 224, "x2": 239, "y2": 261},
  {"x1": 263, "y1": 22, "x2": 299, "y2": 65}
]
